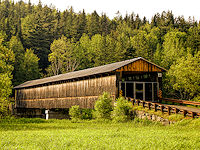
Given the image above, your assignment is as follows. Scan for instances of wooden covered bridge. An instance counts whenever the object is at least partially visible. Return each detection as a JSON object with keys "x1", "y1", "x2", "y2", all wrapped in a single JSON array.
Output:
[{"x1": 14, "y1": 57, "x2": 167, "y2": 116}]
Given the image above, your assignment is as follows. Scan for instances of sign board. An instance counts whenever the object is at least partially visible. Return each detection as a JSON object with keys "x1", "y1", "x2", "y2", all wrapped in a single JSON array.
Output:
[{"x1": 158, "y1": 73, "x2": 162, "y2": 77}]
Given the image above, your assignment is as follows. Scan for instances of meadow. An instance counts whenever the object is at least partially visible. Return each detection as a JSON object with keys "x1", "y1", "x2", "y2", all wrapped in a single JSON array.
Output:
[{"x1": 0, "y1": 118, "x2": 200, "y2": 150}]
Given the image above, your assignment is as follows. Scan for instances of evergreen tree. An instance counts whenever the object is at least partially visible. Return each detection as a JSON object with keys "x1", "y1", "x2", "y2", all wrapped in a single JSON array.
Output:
[
  {"x1": 100, "y1": 13, "x2": 111, "y2": 36},
  {"x1": 22, "y1": 4, "x2": 55, "y2": 72},
  {"x1": 130, "y1": 27, "x2": 159, "y2": 60},
  {"x1": 115, "y1": 33, "x2": 131, "y2": 61},
  {"x1": 87, "y1": 11, "x2": 100, "y2": 37},
  {"x1": 186, "y1": 27, "x2": 200, "y2": 55},
  {"x1": 77, "y1": 33, "x2": 91, "y2": 69},
  {"x1": 135, "y1": 14, "x2": 141, "y2": 29},
  {"x1": 76, "y1": 10, "x2": 87, "y2": 40},
  {"x1": 8, "y1": 36, "x2": 24, "y2": 85}
]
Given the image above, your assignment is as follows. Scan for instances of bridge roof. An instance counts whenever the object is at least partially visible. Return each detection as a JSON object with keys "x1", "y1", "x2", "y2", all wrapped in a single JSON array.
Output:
[{"x1": 14, "y1": 57, "x2": 166, "y2": 89}]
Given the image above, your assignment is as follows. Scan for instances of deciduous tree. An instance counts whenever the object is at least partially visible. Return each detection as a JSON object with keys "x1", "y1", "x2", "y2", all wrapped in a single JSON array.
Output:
[
  {"x1": 47, "y1": 35, "x2": 79, "y2": 76},
  {"x1": 167, "y1": 52, "x2": 200, "y2": 100}
]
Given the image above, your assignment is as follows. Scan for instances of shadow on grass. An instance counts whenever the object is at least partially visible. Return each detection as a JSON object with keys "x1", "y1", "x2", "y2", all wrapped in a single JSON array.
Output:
[
  {"x1": 0, "y1": 123, "x2": 78, "y2": 131},
  {"x1": 0, "y1": 117, "x2": 79, "y2": 131}
]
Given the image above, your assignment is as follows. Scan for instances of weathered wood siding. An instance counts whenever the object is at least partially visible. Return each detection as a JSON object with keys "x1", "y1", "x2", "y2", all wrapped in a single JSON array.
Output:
[
  {"x1": 116, "y1": 59, "x2": 163, "y2": 72},
  {"x1": 16, "y1": 75, "x2": 116, "y2": 109}
]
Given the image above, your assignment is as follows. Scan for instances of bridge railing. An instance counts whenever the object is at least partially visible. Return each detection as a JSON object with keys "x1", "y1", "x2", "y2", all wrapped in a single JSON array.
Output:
[
  {"x1": 128, "y1": 98, "x2": 200, "y2": 118},
  {"x1": 160, "y1": 98, "x2": 200, "y2": 106}
]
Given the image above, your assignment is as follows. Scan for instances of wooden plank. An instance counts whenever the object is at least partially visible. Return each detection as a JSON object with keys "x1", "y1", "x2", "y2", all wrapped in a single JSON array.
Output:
[{"x1": 16, "y1": 75, "x2": 117, "y2": 109}]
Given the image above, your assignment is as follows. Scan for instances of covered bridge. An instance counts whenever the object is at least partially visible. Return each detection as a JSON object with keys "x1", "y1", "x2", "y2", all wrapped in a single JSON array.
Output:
[{"x1": 14, "y1": 57, "x2": 166, "y2": 111}]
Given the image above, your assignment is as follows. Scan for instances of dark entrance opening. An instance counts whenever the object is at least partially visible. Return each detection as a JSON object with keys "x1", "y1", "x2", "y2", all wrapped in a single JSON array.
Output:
[
  {"x1": 126, "y1": 83, "x2": 134, "y2": 98},
  {"x1": 119, "y1": 81, "x2": 159, "y2": 101},
  {"x1": 135, "y1": 83, "x2": 144, "y2": 100},
  {"x1": 145, "y1": 83, "x2": 152, "y2": 101}
]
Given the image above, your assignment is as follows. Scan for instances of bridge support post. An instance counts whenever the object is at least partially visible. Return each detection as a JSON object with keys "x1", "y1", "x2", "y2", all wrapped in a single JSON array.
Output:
[
  {"x1": 154, "y1": 104, "x2": 157, "y2": 112},
  {"x1": 191, "y1": 112, "x2": 195, "y2": 118},
  {"x1": 183, "y1": 110, "x2": 187, "y2": 117},
  {"x1": 167, "y1": 107, "x2": 171, "y2": 115},
  {"x1": 160, "y1": 106, "x2": 164, "y2": 113},
  {"x1": 148, "y1": 103, "x2": 151, "y2": 110}
]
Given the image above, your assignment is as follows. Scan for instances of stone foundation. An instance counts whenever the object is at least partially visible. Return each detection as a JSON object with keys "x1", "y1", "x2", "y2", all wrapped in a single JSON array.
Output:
[{"x1": 135, "y1": 110, "x2": 175, "y2": 125}]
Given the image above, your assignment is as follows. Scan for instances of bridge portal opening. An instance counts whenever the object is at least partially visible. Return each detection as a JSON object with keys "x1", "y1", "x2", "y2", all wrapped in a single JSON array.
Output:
[
  {"x1": 119, "y1": 81, "x2": 159, "y2": 102},
  {"x1": 118, "y1": 72, "x2": 160, "y2": 102}
]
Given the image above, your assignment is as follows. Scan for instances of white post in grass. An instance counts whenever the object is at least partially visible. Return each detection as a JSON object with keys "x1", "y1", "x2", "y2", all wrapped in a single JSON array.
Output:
[{"x1": 45, "y1": 109, "x2": 49, "y2": 120}]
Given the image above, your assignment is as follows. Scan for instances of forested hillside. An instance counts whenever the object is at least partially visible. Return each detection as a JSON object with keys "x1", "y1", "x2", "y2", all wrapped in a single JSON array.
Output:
[{"x1": 0, "y1": 0, "x2": 199, "y2": 115}]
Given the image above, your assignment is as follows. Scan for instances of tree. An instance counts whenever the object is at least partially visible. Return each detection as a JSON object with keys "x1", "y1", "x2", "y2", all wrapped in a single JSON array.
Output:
[
  {"x1": 153, "y1": 43, "x2": 163, "y2": 65},
  {"x1": 161, "y1": 30, "x2": 187, "y2": 69},
  {"x1": 130, "y1": 27, "x2": 159, "y2": 60},
  {"x1": 0, "y1": 73, "x2": 12, "y2": 117},
  {"x1": 87, "y1": 34, "x2": 103, "y2": 67},
  {"x1": 111, "y1": 97, "x2": 133, "y2": 122},
  {"x1": 69, "y1": 105, "x2": 81, "y2": 121},
  {"x1": 8, "y1": 36, "x2": 24, "y2": 85},
  {"x1": 87, "y1": 11, "x2": 100, "y2": 37},
  {"x1": 0, "y1": 40, "x2": 15, "y2": 74},
  {"x1": 135, "y1": 14, "x2": 141, "y2": 29},
  {"x1": 21, "y1": 5, "x2": 55, "y2": 72},
  {"x1": 0, "y1": 38, "x2": 14, "y2": 117},
  {"x1": 116, "y1": 21, "x2": 133, "y2": 37},
  {"x1": 115, "y1": 33, "x2": 131, "y2": 61},
  {"x1": 167, "y1": 52, "x2": 200, "y2": 100},
  {"x1": 186, "y1": 27, "x2": 200, "y2": 55},
  {"x1": 76, "y1": 33, "x2": 91, "y2": 69},
  {"x1": 47, "y1": 35, "x2": 79, "y2": 76},
  {"x1": 94, "y1": 92, "x2": 113, "y2": 119},
  {"x1": 19, "y1": 49, "x2": 40, "y2": 82},
  {"x1": 76, "y1": 10, "x2": 87, "y2": 40},
  {"x1": 99, "y1": 13, "x2": 111, "y2": 36}
]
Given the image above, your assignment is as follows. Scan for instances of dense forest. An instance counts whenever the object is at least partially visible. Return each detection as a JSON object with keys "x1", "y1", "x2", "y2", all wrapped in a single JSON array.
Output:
[{"x1": 0, "y1": 0, "x2": 199, "y2": 115}]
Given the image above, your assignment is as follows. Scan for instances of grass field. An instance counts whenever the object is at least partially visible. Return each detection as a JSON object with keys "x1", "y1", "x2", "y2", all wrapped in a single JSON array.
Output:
[{"x1": 0, "y1": 118, "x2": 200, "y2": 150}]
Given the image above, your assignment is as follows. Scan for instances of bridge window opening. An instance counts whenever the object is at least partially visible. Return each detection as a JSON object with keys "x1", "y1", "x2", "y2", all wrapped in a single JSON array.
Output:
[{"x1": 119, "y1": 81, "x2": 159, "y2": 102}]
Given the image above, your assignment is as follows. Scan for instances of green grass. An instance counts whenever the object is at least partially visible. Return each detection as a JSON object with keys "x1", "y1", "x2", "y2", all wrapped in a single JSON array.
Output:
[{"x1": 0, "y1": 118, "x2": 200, "y2": 150}]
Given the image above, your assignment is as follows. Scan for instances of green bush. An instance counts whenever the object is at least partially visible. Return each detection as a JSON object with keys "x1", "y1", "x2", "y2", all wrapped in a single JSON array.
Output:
[
  {"x1": 168, "y1": 114, "x2": 184, "y2": 122},
  {"x1": 94, "y1": 92, "x2": 113, "y2": 119},
  {"x1": 69, "y1": 105, "x2": 81, "y2": 121},
  {"x1": 81, "y1": 109, "x2": 93, "y2": 120},
  {"x1": 111, "y1": 97, "x2": 133, "y2": 122}
]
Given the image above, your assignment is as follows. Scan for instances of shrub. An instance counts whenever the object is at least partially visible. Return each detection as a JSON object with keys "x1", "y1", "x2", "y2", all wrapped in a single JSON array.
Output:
[
  {"x1": 111, "y1": 97, "x2": 133, "y2": 122},
  {"x1": 94, "y1": 92, "x2": 113, "y2": 119},
  {"x1": 81, "y1": 109, "x2": 93, "y2": 120},
  {"x1": 69, "y1": 105, "x2": 81, "y2": 121},
  {"x1": 168, "y1": 114, "x2": 184, "y2": 122}
]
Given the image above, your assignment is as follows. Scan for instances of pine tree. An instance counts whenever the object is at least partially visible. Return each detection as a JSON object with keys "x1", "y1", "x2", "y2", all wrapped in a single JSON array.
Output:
[
  {"x1": 186, "y1": 27, "x2": 200, "y2": 55},
  {"x1": 22, "y1": 4, "x2": 55, "y2": 72},
  {"x1": 87, "y1": 10, "x2": 100, "y2": 37},
  {"x1": 9, "y1": 36, "x2": 24, "y2": 85},
  {"x1": 100, "y1": 13, "x2": 111, "y2": 36},
  {"x1": 76, "y1": 10, "x2": 87, "y2": 40}
]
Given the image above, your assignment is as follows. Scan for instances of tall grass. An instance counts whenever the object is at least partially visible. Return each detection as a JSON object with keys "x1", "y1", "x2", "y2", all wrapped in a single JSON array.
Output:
[{"x1": 0, "y1": 118, "x2": 200, "y2": 149}]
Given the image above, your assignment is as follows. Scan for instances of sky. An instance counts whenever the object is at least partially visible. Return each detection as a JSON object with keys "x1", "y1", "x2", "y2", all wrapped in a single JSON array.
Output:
[{"x1": 19, "y1": 0, "x2": 200, "y2": 21}]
